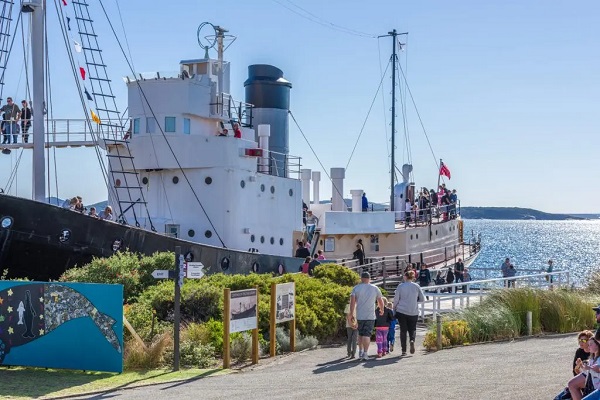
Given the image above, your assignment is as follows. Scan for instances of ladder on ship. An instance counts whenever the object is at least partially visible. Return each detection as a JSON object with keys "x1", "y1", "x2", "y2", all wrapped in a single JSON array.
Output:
[
  {"x1": 0, "y1": 0, "x2": 15, "y2": 102},
  {"x1": 72, "y1": 0, "x2": 153, "y2": 229}
]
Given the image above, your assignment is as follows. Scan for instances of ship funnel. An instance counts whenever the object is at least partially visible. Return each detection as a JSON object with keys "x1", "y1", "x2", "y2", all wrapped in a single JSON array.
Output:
[{"x1": 245, "y1": 65, "x2": 292, "y2": 178}]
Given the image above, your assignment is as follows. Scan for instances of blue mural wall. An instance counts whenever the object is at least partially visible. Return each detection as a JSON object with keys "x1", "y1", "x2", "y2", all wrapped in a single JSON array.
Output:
[{"x1": 0, "y1": 281, "x2": 123, "y2": 373}]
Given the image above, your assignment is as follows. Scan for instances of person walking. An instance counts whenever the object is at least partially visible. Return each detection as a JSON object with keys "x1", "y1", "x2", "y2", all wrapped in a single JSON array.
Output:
[
  {"x1": 392, "y1": 270, "x2": 425, "y2": 356},
  {"x1": 374, "y1": 301, "x2": 394, "y2": 357},
  {"x1": 344, "y1": 301, "x2": 358, "y2": 359},
  {"x1": 454, "y1": 258, "x2": 465, "y2": 293},
  {"x1": 362, "y1": 192, "x2": 369, "y2": 212},
  {"x1": 353, "y1": 244, "x2": 365, "y2": 266},
  {"x1": 501, "y1": 257, "x2": 511, "y2": 287},
  {"x1": 387, "y1": 305, "x2": 397, "y2": 352},
  {"x1": 348, "y1": 271, "x2": 384, "y2": 361}
]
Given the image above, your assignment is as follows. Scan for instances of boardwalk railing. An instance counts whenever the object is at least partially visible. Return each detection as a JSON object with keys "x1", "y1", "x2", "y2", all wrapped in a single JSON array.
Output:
[{"x1": 383, "y1": 270, "x2": 570, "y2": 320}]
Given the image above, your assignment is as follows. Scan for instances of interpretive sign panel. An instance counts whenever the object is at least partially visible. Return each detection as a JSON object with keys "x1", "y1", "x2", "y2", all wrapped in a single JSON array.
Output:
[
  {"x1": 275, "y1": 282, "x2": 295, "y2": 323},
  {"x1": 0, "y1": 281, "x2": 123, "y2": 373},
  {"x1": 229, "y1": 289, "x2": 258, "y2": 333},
  {"x1": 186, "y1": 262, "x2": 204, "y2": 279}
]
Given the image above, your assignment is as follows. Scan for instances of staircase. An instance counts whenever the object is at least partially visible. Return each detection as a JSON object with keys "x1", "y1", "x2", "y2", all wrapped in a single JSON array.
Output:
[{"x1": 71, "y1": 0, "x2": 152, "y2": 229}]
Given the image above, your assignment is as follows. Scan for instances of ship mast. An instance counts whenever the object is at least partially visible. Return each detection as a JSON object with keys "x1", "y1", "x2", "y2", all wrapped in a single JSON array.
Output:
[{"x1": 23, "y1": 0, "x2": 46, "y2": 202}]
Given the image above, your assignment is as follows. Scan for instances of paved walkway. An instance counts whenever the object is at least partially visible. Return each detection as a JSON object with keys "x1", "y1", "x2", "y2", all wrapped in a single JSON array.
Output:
[{"x1": 68, "y1": 328, "x2": 576, "y2": 400}]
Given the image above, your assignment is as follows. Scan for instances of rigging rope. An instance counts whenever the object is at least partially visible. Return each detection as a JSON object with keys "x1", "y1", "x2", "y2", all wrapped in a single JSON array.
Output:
[
  {"x1": 272, "y1": 0, "x2": 376, "y2": 38},
  {"x1": 376, "y1": 38, "x2": 390, "y2": 160},
  {"x1": 0, "y1": 6, "x2": 22, "y2": 100},
  {"x1": 97, "y1": 0, "x2": 226, "y2": 247},
  {"x1": 345, "y1": 59, "x2": 391, "y2": 171}
]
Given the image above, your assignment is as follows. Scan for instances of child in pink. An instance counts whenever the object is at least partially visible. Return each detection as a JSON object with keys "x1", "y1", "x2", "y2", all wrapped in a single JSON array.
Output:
[{"x1": 374, "y1": 301, "x2": 395, "y2": 357}]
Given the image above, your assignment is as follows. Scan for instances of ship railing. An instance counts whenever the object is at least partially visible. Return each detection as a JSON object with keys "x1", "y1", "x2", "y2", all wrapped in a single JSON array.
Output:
[
  {"x1": 335, "y1": 237, "x2": 481, "y2": 275},
  {"x1": 379, "y1": 270, "x2": 570, "y2": 320},
  {"x1": 210, "y1": 92, "x2": 253, "y2": 128},
  {"x1": 257, "y1": 149, "x2": 302, "y2": 179}
]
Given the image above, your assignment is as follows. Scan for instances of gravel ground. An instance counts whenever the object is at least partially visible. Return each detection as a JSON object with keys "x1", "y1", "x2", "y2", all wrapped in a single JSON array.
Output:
[{"x1": 67, "y1": 330, "x2": 575, "y2": 400}]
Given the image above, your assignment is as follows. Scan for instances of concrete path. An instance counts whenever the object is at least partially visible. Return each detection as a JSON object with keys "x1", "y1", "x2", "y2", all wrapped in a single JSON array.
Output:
[{"x1": 69, "y1": 330, "x2": 576, "y2": 400}]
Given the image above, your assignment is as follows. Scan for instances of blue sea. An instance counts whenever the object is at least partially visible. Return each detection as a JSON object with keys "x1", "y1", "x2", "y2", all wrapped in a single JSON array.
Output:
[{"x1": 463, "y1": 219, "x2": 600, "y2": 286}]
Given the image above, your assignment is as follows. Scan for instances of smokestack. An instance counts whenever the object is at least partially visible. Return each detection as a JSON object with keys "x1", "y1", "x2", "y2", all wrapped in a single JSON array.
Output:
[
  {"x1": 331, "y1": 168, "x2": 345, "y2": 212},
  {"x1": 312, "y1": 171, "x2": 321, "y2": 204},
  {"x1": 301, "y1": 169, "x2": 311, "y2": 207}
]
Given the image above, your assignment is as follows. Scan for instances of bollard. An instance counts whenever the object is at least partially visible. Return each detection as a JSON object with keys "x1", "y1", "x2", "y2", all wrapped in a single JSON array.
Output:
[
  {"x1": 526, "y1": 311, "x2": 532, "y2": 336},
  {"x1": 436, "y1": 314, "x2": 442, "y2": 350}
]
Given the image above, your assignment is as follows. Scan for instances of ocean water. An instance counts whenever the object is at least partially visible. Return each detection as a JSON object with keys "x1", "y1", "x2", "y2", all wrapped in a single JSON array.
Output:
[{"x1": 463, "y1": 219, "x2": 600, "y2": 286}]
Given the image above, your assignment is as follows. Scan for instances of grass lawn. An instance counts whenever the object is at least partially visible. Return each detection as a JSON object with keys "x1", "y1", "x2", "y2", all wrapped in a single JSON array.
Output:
[{"x1": 0, "y1": 367, "x2": 230, "y2": 399}]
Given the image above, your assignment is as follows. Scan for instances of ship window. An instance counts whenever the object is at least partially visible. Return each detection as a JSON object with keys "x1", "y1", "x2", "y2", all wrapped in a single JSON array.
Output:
[
  {"x1": 146, "y1": 117, "x2": 156, "y2": 134},
  {"x1": 220, "y1": 257, "x2": 230, "y2": 271},
  {"x1": 270, "y1": 186, "x2": 275, "y2": 194},
  {"x1": 416, "y1": 234, "x2": 419, "y2": 239},
  {"x1": 270, "y1": 237, "x2": 274, "y2": 245},
  {"x1": 251, "y1": 234, "x2": 255, "y2": 243},
  {"x1": 172, "y1": 176, "x2": 179, "y2": 184},
  {"x1": 205, "y1": 177, "x2": 212, "y2": 185},
  {"x1": 435, "y1": 230, "x2": 438, "y2": 236},
  {"x1": 165, "y1": 224, "x2": 180, "y2": 238},
  {"x1": 165, "y1": 117, "x2": 176, "y2": 133},
  {"x1": 280, "y1": 238, "x2": 284, "y2": 246},
  {"x1": 260, "y1": 236, "x2": 265, "y2": 243},
  {"x1": 188, "y1": 229, "x2": 195, "y2": 238},
  {"x1": 142, "y1": 177, "x2": 149, "y2": 185},
  {"x1": 133, "y1": 118, "x2": 140, "y2": 134},
  {"x1": 370, "y1": 235, "x2": 379, "y2": 252},
  {"x1": 260, "y1": 184, "x2": 265, "y2": 192},
  {"x1": 183, "y1": 118, "x2": 191, "y2": 135},
  {"x1": 289, "y1": 189, "x2": 293, "y2": 196},
  {"x1": 410, "y1": 235, "x2": 413, "y2": 240},
  {"x1": 205, "y1": 230, "x2": 213, "y2": 238},
  {"x1": 252, "y1": 262, "x2": 259, "y2": 273},
  {"x1": 240, "y1": 180, "x2": 246, "y2": 188}
]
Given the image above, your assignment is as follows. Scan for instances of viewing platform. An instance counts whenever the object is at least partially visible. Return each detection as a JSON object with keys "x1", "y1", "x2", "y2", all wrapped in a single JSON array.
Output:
[{"x1": 0, "y1": 119, "x2": 125, "y2": 151}]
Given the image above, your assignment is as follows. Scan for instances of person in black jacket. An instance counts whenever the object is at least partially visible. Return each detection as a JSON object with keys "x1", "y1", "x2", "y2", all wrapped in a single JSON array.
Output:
[
  {"x1": 374, "y1": 301, "x2": 395, "y2": 357},
  {"x1": 574, "y1": 330, "x2": 593, "y2": 376},
  {"x1": 294, "y1": 241, "x2": 310, "y2": 258},
  {"x1": 418, "y1": 263, "x2": 431, "y2": 300},
  {"x1": 353, "y1": 244, "x2": 365, "y2": 266}
]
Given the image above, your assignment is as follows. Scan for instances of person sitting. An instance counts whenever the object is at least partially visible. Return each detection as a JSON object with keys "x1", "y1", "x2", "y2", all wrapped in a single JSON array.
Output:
[
  {"x1": 99, "y1": 206, "x2": 113, "y2": 221},
  {"x1": 88, "y1": 207, "x2": 99, "y2": 218},
  {"x1": 308, "y1": 256, "x2": 320, "y2": 276},
  {"x1": 565, "y1": 335, "x2": 600, "y2": 400},
  {"x1": 574, "y1": 331, "x2": 593, "y2": 376},
  {"x1": 299, "y1": 256, "x2": 311, "y2": 275},
  {"x1": 316, "y1": 249, "x2": 326, "y2": 260}
]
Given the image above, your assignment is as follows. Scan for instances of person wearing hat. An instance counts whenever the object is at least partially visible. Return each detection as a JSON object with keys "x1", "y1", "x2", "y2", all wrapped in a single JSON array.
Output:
[{"x1": 348, "y1": 271, "x2": 384, "y2": 361}]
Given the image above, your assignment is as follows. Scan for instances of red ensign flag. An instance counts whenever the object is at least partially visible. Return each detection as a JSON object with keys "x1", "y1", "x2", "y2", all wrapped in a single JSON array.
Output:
[{"x1": 439, "y1": 164, "x2": 451, "y2": 179}]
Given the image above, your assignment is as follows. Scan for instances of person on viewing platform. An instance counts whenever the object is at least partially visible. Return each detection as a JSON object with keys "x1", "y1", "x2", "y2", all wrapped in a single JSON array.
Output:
[
  {"x1": 454, "y1": 258, "x2": 465, "y2": 292},
  {"x1": 392, "y1": 270, "x2": 425, "y2": 356},
  {"x1": 362, "y1": 192, "x2": 368, "y2": 212},
  {"x1": 1, "y1": 97, "x2": 20, "y2": 144},
  {"x1": 232, "y1": 122, "x2": 242, "y2": 139},
  {"x1": 20, "y1": 100, "x2": 32, "y2": 143},
  {"x1": 99, "y1": 206, "x2": 113, "y2": 221},
  {"x1": 88, "y1": 207, "x2": 98, "y2": 218},
  {"x1": 546, "y1": 259, "x2": 554, "y2": 285},
  {"x1": 353, "y1": 244, "x2": 365, "y2": 266},
  {"x1": 348, "y1": 271, "x2": 384, "y2": 361},
  {"x1": 294, "y1": 241, "x2": 310, "y2": 259},
  {"x1": 506, "y1": 264, "x2": 517, "y2": 288}
]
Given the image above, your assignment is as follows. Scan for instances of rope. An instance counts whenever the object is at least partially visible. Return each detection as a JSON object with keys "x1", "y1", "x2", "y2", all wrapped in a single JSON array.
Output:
[
  {"x1": 377, "y1": 38, "x2": 390, "y2": 160},
  {"x1": 345, "y1": 59, "x2": 391, "y2": 171},
  {"x1": 0, "y1": 4, "x2": 21, "y2": 100},
  {"x1": 98, "y1": 0, "x2": 226, "y2": 246}
]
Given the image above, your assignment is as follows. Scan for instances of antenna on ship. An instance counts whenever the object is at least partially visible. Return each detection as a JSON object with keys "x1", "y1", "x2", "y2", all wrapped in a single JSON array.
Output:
[
  {"x1": 378, "y1": 29, "x2": 407, "y2": 212},
  {"x1": 197, "y1": 22, "x2": 236, "y2": 97}
]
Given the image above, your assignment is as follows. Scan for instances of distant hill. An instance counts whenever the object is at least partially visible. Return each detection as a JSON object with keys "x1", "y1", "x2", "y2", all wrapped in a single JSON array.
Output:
[{"x1": 460, "y1": 207, "x2": 587, "y2": 220}]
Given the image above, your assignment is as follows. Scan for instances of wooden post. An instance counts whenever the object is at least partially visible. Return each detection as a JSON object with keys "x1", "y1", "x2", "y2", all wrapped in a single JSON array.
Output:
[
  {"x1": 270, "y1": 282, "x2": 277, "y2": 357},
  {"x1": 436, "y1": 314, "x2": 442, "y2": 350},
  {"x1": 173, "y1": 246, "x2": 181, "y2": 372},
  {"x1": 526, "y1": 311, "x2": 532, "y2": 336},
  {"x1": 252, "y1": 286, "x2": 259, "y2": 365},
  {"x1": 223, "y1": 288, "x2": 231, "y2": 369},
  {"x1": 290, "y1": 318, "x2": 296, "y2": 352}
]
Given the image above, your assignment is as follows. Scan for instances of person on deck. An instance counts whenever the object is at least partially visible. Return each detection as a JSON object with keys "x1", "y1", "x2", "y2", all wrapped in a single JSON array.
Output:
[
  {"x1": 305, "y1": 210, "x2": 319, "y2": 244},
  {"x1": 353, "y1": 244, "x2": 365, "y2": 266},
  {"x1": 1, "y1": 97, "x2": 20, "y2": 144},
  {"x1": 20, "y1": 100, "x2": 32, "y2": 143},
  {"x1": 232, "y1": 122, "x2": 242, "y2": 139},
  {"x1": 99, "y1": 206, "x2": 113, "y2": 221},
  {"x1": 294, "y1": 241, "x2": 310, "y2": 259},
  {"x1": 362, "y1": 193, "x2": 369, "y2": 212}
]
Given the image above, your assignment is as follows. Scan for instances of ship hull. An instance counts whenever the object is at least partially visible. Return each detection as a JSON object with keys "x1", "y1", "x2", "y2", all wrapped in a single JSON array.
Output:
[{"x1": 0, "y1": 194, "x2": 303, "y2": 280}]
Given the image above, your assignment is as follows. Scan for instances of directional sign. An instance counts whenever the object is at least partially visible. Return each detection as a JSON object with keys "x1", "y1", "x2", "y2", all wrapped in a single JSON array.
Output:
[
  {"x1": 186, "y1": 262, "x2": 205, "y2": 279},
  {"x1": 152, "y1": 270, "x2": 174, "y2": 279}
]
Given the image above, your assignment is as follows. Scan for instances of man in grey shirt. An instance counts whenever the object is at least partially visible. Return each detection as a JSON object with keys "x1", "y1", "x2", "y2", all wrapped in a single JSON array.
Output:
[{"x1": 348, "y1": 271, "x2": 384, "y2": 361}]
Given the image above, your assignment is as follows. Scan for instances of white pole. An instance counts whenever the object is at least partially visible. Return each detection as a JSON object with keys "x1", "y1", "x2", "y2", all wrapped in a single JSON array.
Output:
[
  {"x1": 300, "y1": 169, "x2": 311, "y2": 207},
  {"x1": 311, "y1": 171, "x2": 320, "y2": 204},
  {"x1": 31, "y1": 0, "x2": 46, "y2": 202},
  {"x1": 350, "y1": 189, "x2": 363, "y2": 212},
  {"x1": 257, "y1": 124, "x2": 270, "y2": 174}
]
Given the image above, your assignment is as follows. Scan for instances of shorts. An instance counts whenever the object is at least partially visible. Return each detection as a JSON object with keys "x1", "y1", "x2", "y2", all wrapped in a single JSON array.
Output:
[{"x1": 357, "y1": 320, "x2": 375, "y2": 337}]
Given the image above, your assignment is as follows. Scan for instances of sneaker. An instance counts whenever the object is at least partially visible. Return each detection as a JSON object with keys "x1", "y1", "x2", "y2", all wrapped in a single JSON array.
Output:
[
  {"x1": 377, "y1": 353, "x2": 382, "y2": 358},
  {"x1": 410, "y1": 341, "x2": 415, "y2": 354},
  {"x1": 401, "y1": 351, "x2": 407, "y2": 356},
  {"x1": 390, "y1": 344, "x2": 394, "y2": 352},
  {"x1": 349, "y1": 354, "x2": 355, "y2": 359},
  {"x1": 362, "y1": 353, "x2": 369, "y2": 361},
  {"x1": 358, "y1": 350, "x2": 363, "y2": 359}
]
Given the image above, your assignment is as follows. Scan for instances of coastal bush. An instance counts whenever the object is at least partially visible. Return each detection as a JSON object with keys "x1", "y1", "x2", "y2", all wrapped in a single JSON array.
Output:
[
  {"x1": 460, "y1": 303, "x2": 520, "y2": 342},
  {"x1": 230, "y1": 333, "x2": 252, "y2": 363},
  {"x1": 60, "y1": 251, "x2": 175, "y2": 303},
  {"x1": 538, "y1": 290, "x2": 595, "y2": 333},
  {"x1": 312, "y1": 263, "x2": 360, "y2": 287},
  {"x1": 123, "y1": 331, "x2": 172, "y2": 370},
  {"x1": 487, "y1": 288, "x2": 542, "y2": 335},
  {"x1": 275, "y1": 326, "x2": 318, "y2": 353}
]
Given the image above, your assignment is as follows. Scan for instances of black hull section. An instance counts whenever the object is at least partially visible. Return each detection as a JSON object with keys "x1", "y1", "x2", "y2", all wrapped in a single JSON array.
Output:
[{"x1": 0, "y1": 195, "x2": 302, "y2": 280}]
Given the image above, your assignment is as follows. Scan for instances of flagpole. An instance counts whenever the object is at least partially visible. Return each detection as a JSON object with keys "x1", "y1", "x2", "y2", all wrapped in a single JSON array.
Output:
[{"x1": 436, "y1": 159, "x2": 443, "y2": 194}]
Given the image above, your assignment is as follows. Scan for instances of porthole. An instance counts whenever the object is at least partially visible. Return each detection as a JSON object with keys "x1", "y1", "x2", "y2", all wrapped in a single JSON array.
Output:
[
  {"x1": 115, "y1": 179, "x2": 121, "y2": 187},
  {"x1": 289, "y1": 188, "x2": 293, "y2": 196},
  {"x1": 270, "y1": 237, "x2": 274, "y2": 245},
  {"x1": 188, "y1": 229, "x2": 195, "y2": 237},
  {"x1": 184, "y1": 251, "x2": 194, "y2": 262},
  {"x1": 205, "y1": 177, "x2": 212, "y2": 185},
  {"x1": 240, "y1": 180, "x2": 246, "y2": 188},
  {"x1": 278, "y1": 264, "x2": 285, "y2": 275},
  {"x1": 280, "y1": 238, "x2": 284, "y2": 246},
  {"x1": 205, "y1": 230, "x2": 212, "y2": 238},
  {"x1": 435, "y1": 230, "x2": 438, "y2": 236},
  {"x1": 1, "y1": 216, "x2": 13, "y2": 229},
  {"x1": 172, "y1": 176, "x2": 179, "y2": 184},
  {"x1": 251, "y1": 234, "x2": 255, "y2": 243},
  {"x1": 221, "y1": 257, "x2": 230, "y2": 271},
  {"x1": 416, "y1": 234, "x2": 419, "y2": 239},
  {"x1": 260, "y1": 236, "x2": 265, "y2": 243},
  {"x1": 270, "y1": 186, "x2": 275, "y2": 194},
  {"x1": 410, "y1": 234, "x2": 413, "y2": 240},
  {"x1": 59, "y1": 229, "x2": 71, "y2": 243},
  {"x1": 252, "y1": 262, "x2": 259, "y2": 273},
  {"x1": 260, "y1": 184, "x2": 265, "y2": 192},
  {"x1": 142, "y1": 177, "x2": 149, "y2": 185}
]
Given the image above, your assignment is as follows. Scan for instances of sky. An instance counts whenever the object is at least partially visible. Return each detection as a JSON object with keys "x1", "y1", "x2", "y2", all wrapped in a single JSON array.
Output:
[{"x1": 0, "y1": 0, "x2": 598, "y2": 213}]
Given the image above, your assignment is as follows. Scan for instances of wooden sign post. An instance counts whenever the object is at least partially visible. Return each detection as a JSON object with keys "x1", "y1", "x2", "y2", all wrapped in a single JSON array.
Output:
[
  {"x1": 252, "y1": 286, "x2": 259, "y2": 365},
  {"x1": 269, "y1": 281, "x2": 296, "y2": 357},
  {"x1": 223, "y1": 287, "x2": 259, "y2": 369},
  {"x1": 223, "y1": 288, "x2": 231, "y2": 369}
]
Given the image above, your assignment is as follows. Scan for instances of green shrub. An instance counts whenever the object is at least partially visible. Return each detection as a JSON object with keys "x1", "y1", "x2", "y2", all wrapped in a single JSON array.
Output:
[
  {"x1": 123, "y1": 332, "x2": 172, "y2": 370},
  {"x1": 167, "y1": 341, "x2": 216, "y2": 368},
  {"x1": 312, "y1": 263, "x2": 360, "y2": 287},
  {"x1": 275, "y1": 326, "x2": 318, "y2": 353},
  {"x1": 460, "y1": 303, "x2": 520, "y2": 342},
  {"x1": 487, "y1": 288, "x2": 541, "y2": 335},
  {"x1": 231, "y1": 333, "x2": 252, "y2": 363},
  {"x1": 539, "y1": 290, "x2": 595, "y2": 333},
  {"x1": 199, "y1": 319, "x2": 225, "y2": 354}
]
